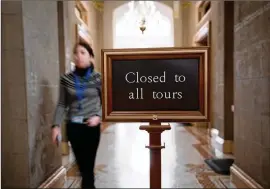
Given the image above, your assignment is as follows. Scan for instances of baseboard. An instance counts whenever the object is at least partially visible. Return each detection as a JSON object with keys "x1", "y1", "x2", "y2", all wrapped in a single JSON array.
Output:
[
  {"x1": 230, "y1": 164, "x2": 263, "y2": 188},
  {"x1": 38, "y1": 166, "x2": 66, "y2": 188},
  {"x1": 210, "y1": 128, "x2": 233, "y2": 153}
]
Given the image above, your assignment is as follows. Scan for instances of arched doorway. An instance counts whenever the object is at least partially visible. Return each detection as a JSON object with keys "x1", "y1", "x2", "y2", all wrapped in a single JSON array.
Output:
[{"x1": 113, "y1": 1, "x2": 174, "y2": 48}]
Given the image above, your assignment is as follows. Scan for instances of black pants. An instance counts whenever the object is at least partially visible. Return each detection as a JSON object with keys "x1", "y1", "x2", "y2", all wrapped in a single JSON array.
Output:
[{"x1": 66, "y1": 122, "x2": 101, "y2": 189}]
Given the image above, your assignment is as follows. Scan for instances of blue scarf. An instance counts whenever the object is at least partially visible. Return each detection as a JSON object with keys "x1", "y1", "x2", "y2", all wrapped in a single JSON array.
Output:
[{"x1": 74, "y1": 67, "x2": 92, "y2": 110}]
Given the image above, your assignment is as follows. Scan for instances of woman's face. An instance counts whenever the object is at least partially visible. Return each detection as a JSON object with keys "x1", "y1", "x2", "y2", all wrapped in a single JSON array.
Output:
[{"x1": 74, "y1": 45, "x2": 92, "y2": 68}]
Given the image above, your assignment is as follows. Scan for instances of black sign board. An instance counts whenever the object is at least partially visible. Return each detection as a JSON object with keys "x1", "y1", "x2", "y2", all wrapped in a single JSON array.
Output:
[{"x1": 101, "y1": 47, "x2": 209, "y2": 122}]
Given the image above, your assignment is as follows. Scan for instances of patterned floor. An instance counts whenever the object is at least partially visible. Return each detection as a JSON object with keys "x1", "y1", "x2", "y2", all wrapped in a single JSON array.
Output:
[{"x1": 61, "y1": 123, "x2": 236, "y2": 188}]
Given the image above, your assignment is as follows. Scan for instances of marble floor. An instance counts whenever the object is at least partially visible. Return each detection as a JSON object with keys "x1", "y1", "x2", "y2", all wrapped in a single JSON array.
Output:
[{"x1": 62, "y1": 123, "x2": 236, "y2": 188}]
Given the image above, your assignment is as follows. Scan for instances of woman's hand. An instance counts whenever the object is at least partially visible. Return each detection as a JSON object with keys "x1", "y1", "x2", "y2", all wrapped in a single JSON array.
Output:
[
  {"x1": 86, "y1": 116, "x2": 101, "y2": 127},
  {"x1": 51, "y1": 126, "x2": 60, "y2": 145}
]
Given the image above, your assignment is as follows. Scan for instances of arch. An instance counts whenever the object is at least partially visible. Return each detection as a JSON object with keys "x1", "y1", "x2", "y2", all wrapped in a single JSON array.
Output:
[{"x1": 113, "y1": 1, "x2": 174, "y2": 48}]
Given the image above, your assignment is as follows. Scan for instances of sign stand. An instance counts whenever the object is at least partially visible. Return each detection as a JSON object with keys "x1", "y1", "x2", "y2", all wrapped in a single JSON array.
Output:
[
  {"x1": 102, "y1": 47, "x2": 210, "y2": 188},
  {"x1": 139, "y1": 120, "x2": 171, "y2": 189}
]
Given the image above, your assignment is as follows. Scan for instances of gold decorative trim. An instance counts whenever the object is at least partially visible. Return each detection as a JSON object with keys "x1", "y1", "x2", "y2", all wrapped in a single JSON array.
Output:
[
  {"x1": 38, "y1": 166, "x2": 66, "y2": 188},
  {"x1": 182, "y1": 2, "x2": 192, "y2": 8},
  {"x1": 230, "y1": 164, "x2": 263, "y2": 188},
  {"x1": 92, "y1": 0, "x2": 104, "y2": 12}
]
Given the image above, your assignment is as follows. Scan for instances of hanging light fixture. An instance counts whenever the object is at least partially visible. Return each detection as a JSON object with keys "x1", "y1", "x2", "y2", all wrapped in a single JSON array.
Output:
[
  {"x1": 124, "y1": 1, "x2": 168, "y2": 35},
  {"x1": 130, "y1": 1, "x2": 157, "y2": 34},
  {"x1": 139, "y1": 18, "x2": 146, "y2": 34}
]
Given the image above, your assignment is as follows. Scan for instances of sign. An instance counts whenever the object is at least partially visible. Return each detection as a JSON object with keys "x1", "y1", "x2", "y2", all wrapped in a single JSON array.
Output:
[{"x1": 101, "y1": 47, "x2": 209, "y2": 122}]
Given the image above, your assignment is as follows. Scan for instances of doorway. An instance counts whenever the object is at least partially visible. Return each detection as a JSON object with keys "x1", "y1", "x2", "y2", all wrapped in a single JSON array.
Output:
[{"x1": 113, "y1": 1, "x2": 174, "y2": 48}]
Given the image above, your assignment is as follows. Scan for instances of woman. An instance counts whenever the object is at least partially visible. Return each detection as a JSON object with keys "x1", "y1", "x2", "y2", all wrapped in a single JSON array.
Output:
[{"x1": 51, "y1": 42, "x2": 102, "y2": 189}]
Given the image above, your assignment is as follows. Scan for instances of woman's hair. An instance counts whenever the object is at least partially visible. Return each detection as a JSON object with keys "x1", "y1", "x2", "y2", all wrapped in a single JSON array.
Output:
[
  {"x1": 73, "y1": 41, "x2": 95, "y2": 69},
  {"x1": 74, "y1": 41, "x2": 95, "y2": 57}
]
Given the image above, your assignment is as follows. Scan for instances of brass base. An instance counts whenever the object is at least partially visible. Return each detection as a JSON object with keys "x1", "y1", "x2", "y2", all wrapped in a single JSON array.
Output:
[
  {"x1": 38, "y1": 166, "x2": 66, "y2": 188},
  {"x1": 230, "y1": 164, "x2": 263, "y2": 188}
]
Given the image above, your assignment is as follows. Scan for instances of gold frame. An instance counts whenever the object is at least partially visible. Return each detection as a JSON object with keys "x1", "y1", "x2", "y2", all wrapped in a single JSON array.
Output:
[{"x1": 101, "y1": 47, "x2": 210, "y2": 122}]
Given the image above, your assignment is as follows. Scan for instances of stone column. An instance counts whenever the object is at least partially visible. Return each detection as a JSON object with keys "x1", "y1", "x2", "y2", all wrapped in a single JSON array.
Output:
[
  {"x1": 2, "y1": 1, "x2": 65, "y2": 188},
  {"x1": 57, "y1": 1, "x2": 73, "y2": 156},
  {"x1": 210, "y1": 1, "x2": 234, "y2": 153},
  {"x1": 173, "y1": 1, "x2": 182, "y2": 47}
]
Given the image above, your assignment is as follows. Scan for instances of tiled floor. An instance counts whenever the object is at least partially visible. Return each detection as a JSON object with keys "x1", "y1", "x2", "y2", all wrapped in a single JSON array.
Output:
[{"x1": 62, "y1": 123, "x2": 236, "y2": 188}]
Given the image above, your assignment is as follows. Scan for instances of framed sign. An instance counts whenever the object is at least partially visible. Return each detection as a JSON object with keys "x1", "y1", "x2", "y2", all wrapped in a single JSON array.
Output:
[{"x1": 101, "y1": 47, "x2": 210, "y2": 122}]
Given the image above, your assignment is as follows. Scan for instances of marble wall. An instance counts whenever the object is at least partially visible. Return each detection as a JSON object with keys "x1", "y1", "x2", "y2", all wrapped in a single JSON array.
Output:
[
  {"x1": 233, "y1": 2, "x2": 270, "y2": 188},
  {"x1": 22, "y1": 1, "x2": 62, "y2": 187},
  {"x1": 2, "y1": 1, "x2": 62, "y2": 188}
]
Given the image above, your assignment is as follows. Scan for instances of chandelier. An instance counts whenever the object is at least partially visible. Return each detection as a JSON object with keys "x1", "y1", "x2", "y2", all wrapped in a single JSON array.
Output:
[
  {"x1": 92, "y1": 1, "x2": 191, "y2": 34},
  {"x1": 139, "y1": 18, "x2": 146, "y2": 34}
]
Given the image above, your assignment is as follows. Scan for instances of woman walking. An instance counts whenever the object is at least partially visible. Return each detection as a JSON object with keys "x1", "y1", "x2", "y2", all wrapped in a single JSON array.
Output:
[{"x1": 51, "y1": 41, "x2": 102, "y2": 189}]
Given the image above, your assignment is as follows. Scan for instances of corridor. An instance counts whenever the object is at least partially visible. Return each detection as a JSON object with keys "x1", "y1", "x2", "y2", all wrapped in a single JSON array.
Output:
[
  {"x1": 2, "y1": 1, "x2": 270, "y2": 189},
  {"x1": 63, "y1": 123, "x2": 234, "y2": 188}
]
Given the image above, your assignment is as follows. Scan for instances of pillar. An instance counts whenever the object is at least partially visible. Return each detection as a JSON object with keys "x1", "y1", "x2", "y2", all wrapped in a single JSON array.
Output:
[
  {"x1": 210, "y1": 1, "x2": 234, "y2": 154},
  {"x1": 2, "y1": 1, "x2": 65, "y2": 188}
]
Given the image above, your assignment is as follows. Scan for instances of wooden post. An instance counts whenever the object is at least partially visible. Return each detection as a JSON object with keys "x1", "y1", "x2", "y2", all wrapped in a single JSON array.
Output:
[{"x1": 139, "y1": 121, "x2": 171, "y2": 189}]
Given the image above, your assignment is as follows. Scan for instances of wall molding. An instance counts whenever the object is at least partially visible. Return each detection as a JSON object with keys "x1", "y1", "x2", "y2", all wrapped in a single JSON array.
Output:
[
  {"x1": 38, "y1": 166, "x2": 66, "y2": 188},
  {"x1": 231, "y1": 164, "x2": 263, "y2": 188},
  {"x1": 194, "y1": 21, "x2": 210, "y2": 43}
]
